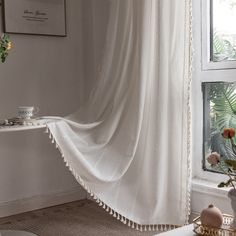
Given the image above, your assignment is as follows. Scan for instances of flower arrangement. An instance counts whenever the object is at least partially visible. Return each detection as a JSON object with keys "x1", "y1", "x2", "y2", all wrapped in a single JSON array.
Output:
[
  {"x1": 207, "y1": 127, "x2": 236, "y2": 189},
  {"x1": 0, "y1": 34, "x2": 12, "y2": 63}
]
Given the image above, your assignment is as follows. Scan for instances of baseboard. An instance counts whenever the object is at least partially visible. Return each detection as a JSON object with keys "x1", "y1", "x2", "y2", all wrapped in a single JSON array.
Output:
[{"x1": 0, "y1": 186, "x2": 86, "y2": 218}]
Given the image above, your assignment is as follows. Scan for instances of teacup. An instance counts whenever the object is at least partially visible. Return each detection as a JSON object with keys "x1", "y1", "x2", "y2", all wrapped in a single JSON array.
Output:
[{"x1": 18, "y1": 106, "x2": 39, "y2": 119}]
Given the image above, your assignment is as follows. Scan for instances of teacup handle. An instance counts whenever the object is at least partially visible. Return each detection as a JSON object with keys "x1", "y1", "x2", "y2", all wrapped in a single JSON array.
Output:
[{"x1": 33, "y1": 107, "x2": 39, "y2": 116}]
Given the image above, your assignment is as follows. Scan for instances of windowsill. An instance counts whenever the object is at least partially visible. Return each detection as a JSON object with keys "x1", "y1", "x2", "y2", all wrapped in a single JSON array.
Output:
[
  {"x1": 192, "y1": 177, "x2": 228, "y2": 197},
  {"x1": 191, "y1": 177, "x2": 232, "y2": 216}
]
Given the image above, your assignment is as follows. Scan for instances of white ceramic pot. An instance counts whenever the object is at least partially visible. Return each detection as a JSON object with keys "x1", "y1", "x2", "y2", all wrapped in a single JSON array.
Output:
[{"x1": 228, "y1": 188, "x2": 236, "y2": 229}]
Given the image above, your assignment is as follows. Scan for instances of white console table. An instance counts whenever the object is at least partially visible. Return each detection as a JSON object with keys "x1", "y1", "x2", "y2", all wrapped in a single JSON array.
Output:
[{"x1": 0, "y1": 118, "x2": 54, "y2": 236}]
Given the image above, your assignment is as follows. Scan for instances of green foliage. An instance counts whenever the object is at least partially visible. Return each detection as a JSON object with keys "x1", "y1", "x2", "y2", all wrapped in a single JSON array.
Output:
[
  {"x1": 218, "y1": 182, "x2": 226, "y2": 188},
  {"x1": 206, "y1": 84, "x2": 236, "y2": 189},
  {"x1": 209, "y1": 83, "x2": 236, "y2": 162},
  {"x1": 218, "y1": 179, "x2": 234, "y2": 188},
  {"x1": 0, "y1": 34, "x2": 11, "y2": 63},
  {"x1": 210, "y1": 83, "x2": 236, "y2": 133},
  {"x1": 211, "y1": 133, "x2": 235, "y2": 159},
  {"x1": 225, "y1": 159, "x2": 236, "y2": 170},
  {"x1": 213, "y1": 32, "x2": 236, "y2": 61}
]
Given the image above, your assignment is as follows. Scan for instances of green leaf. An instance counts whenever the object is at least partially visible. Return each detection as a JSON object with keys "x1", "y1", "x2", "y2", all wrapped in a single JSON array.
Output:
[
  {"x1": 213, "y1": 32, "x2": 236, "y2": 61},
  {"x1": 218, "y1": 182, "x2": 226, "y2": 188},
  {"x1": 225, "y1": 159, "x2": 236, "y2": 170},
  {"x1": 210, "y1": 83, "x2": 236, "y2": 133}
]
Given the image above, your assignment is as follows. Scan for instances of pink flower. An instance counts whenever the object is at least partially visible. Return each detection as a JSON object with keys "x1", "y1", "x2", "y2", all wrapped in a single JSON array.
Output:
[
  {"x1": 222, "y1": 128, "x2": 235, "y2": 139},
  {"x1": 207, "y1": 152, "x2": 220, "y2": 165}
]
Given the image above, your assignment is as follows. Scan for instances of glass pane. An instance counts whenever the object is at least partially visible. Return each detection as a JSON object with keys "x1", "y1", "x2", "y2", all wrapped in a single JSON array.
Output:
[
  {"x1": 212, "y1": 0, "x2": 236, "y2": 62},
  {"x1": 203, "y1": 82, "x2": 236, "y2": 174}
]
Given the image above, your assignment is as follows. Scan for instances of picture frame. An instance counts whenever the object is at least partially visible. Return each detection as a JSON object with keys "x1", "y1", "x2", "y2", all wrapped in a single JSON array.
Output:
[{"x1": 2, "y1": 0, "x2": 66, "y2": 37}]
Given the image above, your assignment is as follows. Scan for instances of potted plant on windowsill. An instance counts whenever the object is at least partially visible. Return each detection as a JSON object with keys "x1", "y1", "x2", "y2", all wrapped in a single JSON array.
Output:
[
  {"x1": 0, "y1": 33, "x2": 12, "y2": 62},
  {"x1": 207, "y1": 127, "x2": 236, "y2": 229}
]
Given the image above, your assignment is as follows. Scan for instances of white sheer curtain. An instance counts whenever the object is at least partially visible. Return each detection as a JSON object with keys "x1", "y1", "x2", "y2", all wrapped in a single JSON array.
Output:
[{"x1": 46, "y1": 0, "x2": 192, "y2": 231}]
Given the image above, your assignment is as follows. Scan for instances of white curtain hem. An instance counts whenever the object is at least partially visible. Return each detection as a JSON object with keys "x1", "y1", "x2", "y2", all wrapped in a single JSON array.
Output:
[{"x1": 45, "y1": 125, "x2": 181, "y2": 232}]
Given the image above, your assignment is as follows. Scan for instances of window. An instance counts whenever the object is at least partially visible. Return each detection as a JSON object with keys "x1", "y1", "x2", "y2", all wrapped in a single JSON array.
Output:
[
  {"x1": 202, "y1": 0, "x2": 236, "y2": 70},
  {"x1": 203, "y1": 82, "x2": 236, "y2": 174},
  {"x1": 191, "y1": 0, "x2": 236, "y2": 216},
  {"x1": 192, "y1": 0, "x2": 236, "y2": 181},
  {"x1": 202, "y1": 0, "x2": 236, "y2": 175}
]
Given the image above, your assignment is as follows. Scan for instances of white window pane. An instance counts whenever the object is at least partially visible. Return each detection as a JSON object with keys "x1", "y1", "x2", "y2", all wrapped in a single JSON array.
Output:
[
  {"x1": 203, "y1": 82, "x2": 236, "y2": 174},
  {"x1": 212, "y1": 0, "x2": 236, "y2": 62}
]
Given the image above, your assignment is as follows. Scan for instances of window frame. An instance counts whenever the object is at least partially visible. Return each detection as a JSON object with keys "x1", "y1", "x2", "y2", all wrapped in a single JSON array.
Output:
[
  {"x1": 193, "y1": 0, "x2": 236, "y2": 183},
  {"x1": 191, "y1": 0, "x2": 236, "y2": 217}
]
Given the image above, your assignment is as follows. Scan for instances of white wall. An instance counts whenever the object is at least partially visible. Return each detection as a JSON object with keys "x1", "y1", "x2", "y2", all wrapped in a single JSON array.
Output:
[
  {"x1": 0, "y1": 0, "x2": 101, "y2": 216},
  {"x1": 81, "y1": 0, "x2": 110, "y2": 100}
]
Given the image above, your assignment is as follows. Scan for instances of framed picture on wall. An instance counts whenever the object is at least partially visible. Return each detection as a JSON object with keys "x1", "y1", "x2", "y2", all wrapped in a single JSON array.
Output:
[{"x1": 2, "y1": 0, "x2": 66, "y2": 36}]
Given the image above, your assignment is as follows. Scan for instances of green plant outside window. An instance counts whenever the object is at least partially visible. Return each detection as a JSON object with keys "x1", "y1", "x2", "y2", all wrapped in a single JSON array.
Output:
[{"x1": 203, "y1": 82, "x2": 236, "y2": 174}]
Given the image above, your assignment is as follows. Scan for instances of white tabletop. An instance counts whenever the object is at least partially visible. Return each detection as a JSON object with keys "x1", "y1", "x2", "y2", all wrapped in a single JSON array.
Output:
[
  {"x1": 0, "y1": 118, "x2": 54, "y2": 132},
  {"x1": 154, "y1": 224, "x2": 195, "y2": 236}
]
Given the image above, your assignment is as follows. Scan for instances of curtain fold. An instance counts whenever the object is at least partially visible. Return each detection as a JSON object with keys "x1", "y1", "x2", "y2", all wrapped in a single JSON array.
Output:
[{"x1": 45, "y1": 0, "x2": 192, "y2": 230}]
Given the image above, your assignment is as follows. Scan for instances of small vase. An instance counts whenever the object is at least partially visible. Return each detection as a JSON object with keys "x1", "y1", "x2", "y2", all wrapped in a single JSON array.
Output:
[
  {"x1": 228, "y1": 188, "x2": 236, "y2": 229},
  {"x1": 200, "y1": 204, "x2": 223, "y2": 228}
]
